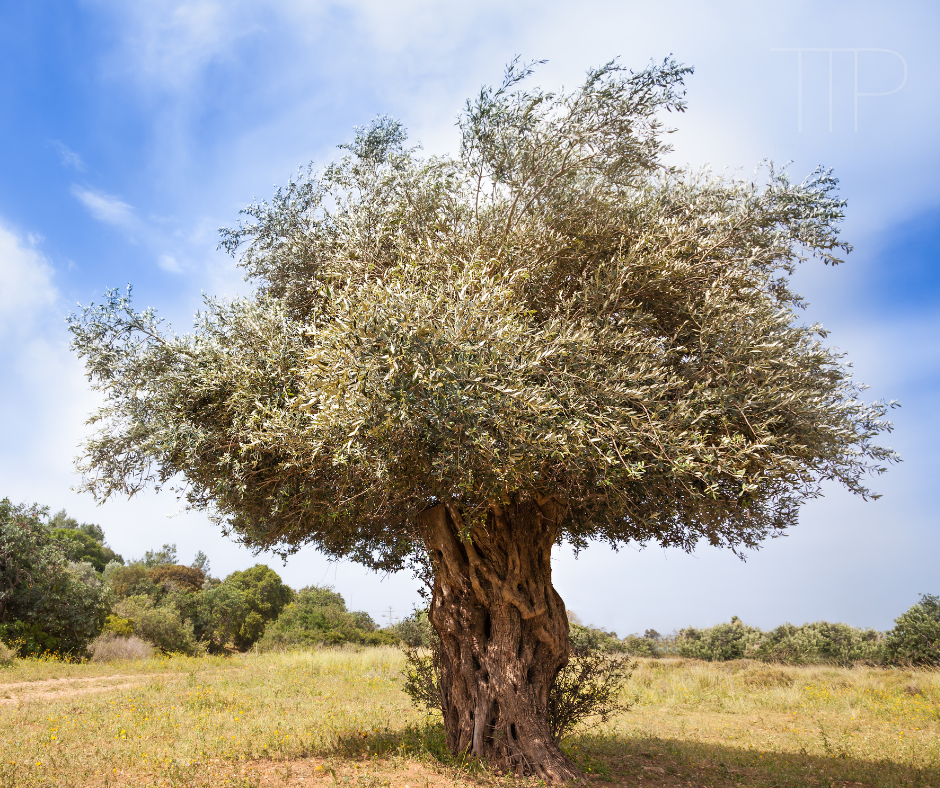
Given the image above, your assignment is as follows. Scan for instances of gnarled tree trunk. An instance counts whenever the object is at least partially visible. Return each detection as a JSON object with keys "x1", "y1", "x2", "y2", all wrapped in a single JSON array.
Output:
[{"x1": 416, "y1": 497, "x2": 579, "y2": 783}]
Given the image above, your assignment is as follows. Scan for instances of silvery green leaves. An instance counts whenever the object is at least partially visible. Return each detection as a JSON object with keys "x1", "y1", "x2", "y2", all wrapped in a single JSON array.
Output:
[{"x1": 68, "y1": 60, "x2": 897, "y2": 571}]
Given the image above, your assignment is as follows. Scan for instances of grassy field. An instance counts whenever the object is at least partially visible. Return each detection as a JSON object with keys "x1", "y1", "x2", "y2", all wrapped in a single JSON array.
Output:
[{"x1": 1, "y1": 648, "x2": 938, "y2": 787}]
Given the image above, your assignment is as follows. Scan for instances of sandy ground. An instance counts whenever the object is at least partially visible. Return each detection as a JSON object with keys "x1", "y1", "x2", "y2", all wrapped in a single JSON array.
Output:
[{"x1": 0, "y1": 672, "x2": 185, "y2": 705}]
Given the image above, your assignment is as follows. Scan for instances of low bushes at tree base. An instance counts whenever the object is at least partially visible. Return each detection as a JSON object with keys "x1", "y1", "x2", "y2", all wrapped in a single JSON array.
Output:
[{"x1": 402, "y1": 630, "x2": 635, "y2": 743}]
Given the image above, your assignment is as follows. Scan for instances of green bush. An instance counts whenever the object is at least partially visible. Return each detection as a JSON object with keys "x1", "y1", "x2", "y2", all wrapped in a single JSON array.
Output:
[
  {"x1": 102, "y1": 614, "x2": 135, "y2": 637},
  {"x1": 221, "y1": 565, "x2": 294, "y2": 650},
  {"x1": 752, "y1": 621, "x2": 885, "y2": 666},
  {"x1": 389, "y1": 609, "x2": 435, "y2": 647},
  {"x1": 109, "y1": 564, "x2": 163, "y2": 601},
  {"x1": 194, "y1": 582, "x2": 250, "y2": 652},
  {"x1": 52, "y1": 528, "x2": 112, "y2": 572},
  {"x1": 622, "y1": 634, "x2": 661, "y2": 657},
  {"x1": 115, "y1": 595, "x2": 200, "y2": 655},
  {"x1": 48, "y1": 510, "x2": 123, "y2": 568},
  {"x1": 569, "y1": 622, "x2": 627, "y2": 653},
  {"x1": 677, "y1": 617, "x2": 762, "y2": 661},
  {"x1": 402, "y1": 628, "x2": 634, "y2": 744},
  {"x1": 885, "y1": 594, "x2": 940, "y2": 667},
  {"x1": 256, "y1": 585, "x2": 394, "y2": 650},
  {"x1": 676, "y1": 617, "x2": 886, "y2": 665}
]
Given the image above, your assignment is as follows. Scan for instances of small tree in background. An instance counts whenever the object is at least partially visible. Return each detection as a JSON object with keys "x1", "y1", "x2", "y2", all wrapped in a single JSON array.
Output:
[
  {"x1": 68, "y1": 58, "x2": 898, "y2": 780},
  {"x1": 48, "y1": 509, "x2": 124, "y2": 569},
  {"x1": 109, "y1": 564, "x2": 163, "y2": 601},
  {"x1": 191, "y1": 550, "x2": 211, "y2": 576},
  {"x1": 143, "y1": 544, "x2": 178, "y2": 568},
  {"x1": 49, "y1": 509, "x2": 106, "y2": 543}
]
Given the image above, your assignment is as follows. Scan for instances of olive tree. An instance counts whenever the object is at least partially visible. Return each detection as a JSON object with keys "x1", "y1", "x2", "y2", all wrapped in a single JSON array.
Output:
[{"x1": 69, "y1": 59, "x2": 897, "y2": 781}]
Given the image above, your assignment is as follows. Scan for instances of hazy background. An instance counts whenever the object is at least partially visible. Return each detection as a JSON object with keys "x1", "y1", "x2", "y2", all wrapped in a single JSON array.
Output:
[{"x1": 1, "y1": 0, "x2": 936, "y2": 632}]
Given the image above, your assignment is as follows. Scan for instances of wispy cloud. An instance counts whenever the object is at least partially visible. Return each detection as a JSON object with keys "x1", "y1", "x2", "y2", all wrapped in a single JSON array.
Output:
[
  {"x1": 158, "y1": 254, "x2": 183, "y2": 273},
  {"x1": 0, "y1": 222, "x2": 58, "y2": 336},
  {"x1": 50, "y1": 140, "x2": 86, "y2": 171},
  {"x1": 71, "y1": 185, "x2": 136, "y2": 228}
]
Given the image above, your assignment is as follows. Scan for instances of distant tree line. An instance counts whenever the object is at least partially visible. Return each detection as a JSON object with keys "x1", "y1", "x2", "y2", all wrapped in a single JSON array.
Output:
[
  {"x1": 2, "y1": 496, "x2": 937, "y2": 666},
  {"x1": 569, "y1": 605, "x2": 940, "y2": 668},
  {"x1": 0, "y1": 497, "x2": 399, "y2": 659}
]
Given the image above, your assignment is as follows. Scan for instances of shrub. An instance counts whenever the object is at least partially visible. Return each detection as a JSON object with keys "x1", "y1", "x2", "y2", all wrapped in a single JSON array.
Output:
[
  {"x1": 885, "y1": 594, "x2": 940, "y2": 667},
  {"x1": 256, "y1": 585, "x2": 394, "y2": 649},
  {"x1": 390, "y1": 609, "x2": 435, "y2": 647},
  {"x1": 115, "y1": 595, "x2": 200, "y2": 655},
  {"x1": 548, "y1": 643, "x2": 635, "y2": 743},
  {"x1": 0, "y1": 639, "x2": 15, "y2": 666},
  {"x1": 675, "y1": 618, "x2": 885, "y2": 665},
  {"x1": 223, "y1": 565, "x2": 294, "y2": 620},
  {"x1": 622, "y1": 634, "x2": 661, "y2": 657},
  {"x1": 677, "y1": 617, "x2": 762, "y2": 661},
  {"x1": 48, "y1": 510, "x2": 124, "y2": 568},
  {"x1": 88, "y1": 632, "x2": 154, "y2": 662},
  {"x1": 102, "y1": 614, "x2": 135, "y2": 637},
  {"x1": 219, "y1": 565, "x2": 295, "y2": 650},
  {"x1": 194, "y1": 582, "x2": 250, "y2": 652},
  {"x1": 101, "y1": 559, "x2": 125, "y2": 585},
  {"x1": 52, "y1": 528, "x2": 112, "y2": 572},
  {"x1": 569, "y1": 622, "x2": 627, "y2": 652},
  {"x1": 752, "y1": 621, "x2": 885, "y2": 666}
]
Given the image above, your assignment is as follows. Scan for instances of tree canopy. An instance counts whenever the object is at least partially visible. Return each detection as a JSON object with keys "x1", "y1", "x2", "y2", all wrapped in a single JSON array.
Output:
[{"x1": 69, "y1": 57, "x2": 896, "y2": 570}]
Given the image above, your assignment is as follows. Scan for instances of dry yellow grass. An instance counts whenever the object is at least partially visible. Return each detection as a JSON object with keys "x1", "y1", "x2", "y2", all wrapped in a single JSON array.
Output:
[{"x1": 0, "y1": 648, "x2": 937, "y2": 787}]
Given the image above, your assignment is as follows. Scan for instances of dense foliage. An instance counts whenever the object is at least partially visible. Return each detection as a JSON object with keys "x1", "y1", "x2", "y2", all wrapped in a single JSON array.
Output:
[
  {"x1": 0, "y1": 499, "x2": 110, "y2": 657},
  {"x1": 257, "y1": 585, "x2": 394, "y2": 649},
  {"x1": 672, "y1": 617, "x2": 886, "y2": 665},
  {"x1": 885, "y1": 594, "x2": 940, "y2": 667},
  {"x1": 49, "y1": 509, "x2": 124, "y2": 570},
  {"x1": 1, "y1": 496, "x2": 389, "y2": 658},
  {"x1": 68, "y1": 59, "x2": 897, "y2": 573}
]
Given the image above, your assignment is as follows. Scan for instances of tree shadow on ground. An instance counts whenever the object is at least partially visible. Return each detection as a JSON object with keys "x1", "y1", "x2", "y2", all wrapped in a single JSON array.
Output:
[
  {"x1": 331, "y1": 724, "x2": 938, "y2": 788},
  {"x1": 565, "y1": 730, "x2": 938, "y2": 788}
]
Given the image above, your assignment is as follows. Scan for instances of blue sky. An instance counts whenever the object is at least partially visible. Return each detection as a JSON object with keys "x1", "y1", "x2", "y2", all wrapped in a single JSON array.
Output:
[{"x1": 1, "y1": 0, "x2": 937, "y2": 633}]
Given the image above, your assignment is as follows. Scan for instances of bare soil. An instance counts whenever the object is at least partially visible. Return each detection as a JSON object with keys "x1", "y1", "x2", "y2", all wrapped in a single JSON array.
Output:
[{"x1": 0, "y1": 672, "x2": 185, "y2": 705}]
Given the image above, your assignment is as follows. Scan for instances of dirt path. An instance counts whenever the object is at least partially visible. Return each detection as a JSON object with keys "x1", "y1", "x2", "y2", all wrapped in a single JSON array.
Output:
[{"x1": 0, "y1": 672, "x2": 186, "y2": 705}]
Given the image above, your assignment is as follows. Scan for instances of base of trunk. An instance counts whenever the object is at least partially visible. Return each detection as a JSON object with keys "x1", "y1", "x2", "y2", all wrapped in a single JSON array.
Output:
[{"x1": 418, "y1": 497, "x2": 580, "y2": 783}]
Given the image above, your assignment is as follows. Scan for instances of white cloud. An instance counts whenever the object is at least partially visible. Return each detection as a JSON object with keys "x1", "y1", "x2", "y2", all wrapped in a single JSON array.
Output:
[
  {"x1": 94, "y1": 0, "x2": 263, "y2": 92},
  {"x1": 158, "y1": 253, "x2": 183, "y2": 273},
  {"x1": 71, "y1": 185, "x2": 137, "y2": 228},
  {"x1": 50, "y1": 140, "x2": 86, "y2": 171},
  {"x1": 0, "y1": 223, "x2": 58, "y2": 336}
]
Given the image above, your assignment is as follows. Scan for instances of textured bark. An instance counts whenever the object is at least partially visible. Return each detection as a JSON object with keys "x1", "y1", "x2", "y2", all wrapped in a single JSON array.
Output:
[{"x1": 417, "y1": 497, "x2": 579, "y2": 783}]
